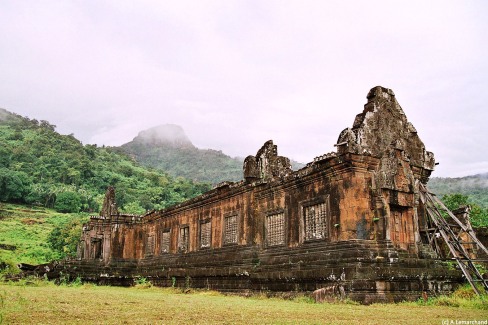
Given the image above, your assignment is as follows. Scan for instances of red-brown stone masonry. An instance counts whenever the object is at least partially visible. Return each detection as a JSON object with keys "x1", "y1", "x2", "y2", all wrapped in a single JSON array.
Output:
[
  {"x1": 244, "y1": 191, "x2": 253, "y2": 246},
  {"x1": 130, "y1": 190, "x2": 255, "y2": 255},
  {"x1": 383, "y1": 190, "x2": 417, "y2": 251},
  {"x1": 145, "y1": 223, "x2": 157, "y2": 255},
  {"x1": 121, "y1": 227, "x2": 135, "y2": 259},
  {"x1": 111, "y1": 225, "x2": 123, "y2": 258},
  {"x1": 212, "y1": 206, "x2": 223, "y2": 249},
  {"x1": 336, "y1": 170, "x2": 373, "y2": 241},
  {"x1": 101, "y1": 155, "x2": 419, "y2": 260},
  {"x1": 135, "y1": 227, "x2": 145, "y2": 260},
  {"x1": 119, "y1": 225, "x2": 143, "y2": 260}
]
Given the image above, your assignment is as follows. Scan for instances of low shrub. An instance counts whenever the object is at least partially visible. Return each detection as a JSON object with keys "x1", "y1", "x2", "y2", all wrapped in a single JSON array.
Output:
[{"x1": 134, "y1": 276, "x2": 153, "y2": 289}]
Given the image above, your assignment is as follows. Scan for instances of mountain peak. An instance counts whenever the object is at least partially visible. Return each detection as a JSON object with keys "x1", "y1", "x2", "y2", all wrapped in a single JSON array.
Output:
[{"x1": 132, "y1": 124, "x2": 194, "y2": 148}]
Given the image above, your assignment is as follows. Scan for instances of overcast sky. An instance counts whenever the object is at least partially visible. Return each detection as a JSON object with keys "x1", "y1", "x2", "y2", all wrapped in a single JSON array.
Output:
[{"x1": 1, "y1": 1, "x2": 487, "y2": 178}]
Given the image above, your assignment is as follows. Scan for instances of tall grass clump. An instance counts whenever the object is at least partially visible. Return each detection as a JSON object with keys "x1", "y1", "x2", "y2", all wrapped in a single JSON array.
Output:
[{"x1": 409, "y1": 284, "x2": 487, "y2": 310}]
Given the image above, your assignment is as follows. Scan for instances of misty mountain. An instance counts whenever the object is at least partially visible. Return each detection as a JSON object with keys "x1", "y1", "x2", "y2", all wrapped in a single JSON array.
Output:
[
  {"x1": 428, "y1": 172, "x2": 488, "y2": 208},
  {"x1": 133, "y1": 124, "x2": 194, "y2": 149},
  {"x1": 120, "y1": 124, "x2": 305, "y2": 185},
  {"x1": 120, "y1": 124, "x2": 244, "y2": 185}
]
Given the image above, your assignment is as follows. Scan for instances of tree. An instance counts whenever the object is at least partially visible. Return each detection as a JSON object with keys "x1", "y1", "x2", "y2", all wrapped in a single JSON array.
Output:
[
  {"x1": 54, "y1": 192, "x2": 82, "y2": 213},
  {"x1": 468, "y1": 204, "x2": 488, "y2": 228},
  {"x1": 47, "y1": 218, "x2": 85, "y2": 259},
  {"x1": 442, "y1": 193, "x2": 470, "y2": 211},
  {"x1": 0, "y1": 145, "x2": 11, "y2": 167},
  {"x1": 0, "y1": 168, "x2": 30, "y2": 202},
  {"x1": 25, "y1": 183, "x2": 57, "y2": 207},
  {"x1": 442, "y1": 193, "x2": 488, "y2": 228},
  {"x1": 121, "y1": 201, "x2": 146, "y2": 214}
]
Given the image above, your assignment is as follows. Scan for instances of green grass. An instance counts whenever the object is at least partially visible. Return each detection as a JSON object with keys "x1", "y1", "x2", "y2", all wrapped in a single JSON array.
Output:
[
  {"x1": 0, "y1": 282, "x2": 487, "y2": 324},
  {"x1": 1, "y1": 200, "x2": 487, "y2": 324},
  {"x1": 0, "y1": 203, "x2": 86, "y2": 266}
]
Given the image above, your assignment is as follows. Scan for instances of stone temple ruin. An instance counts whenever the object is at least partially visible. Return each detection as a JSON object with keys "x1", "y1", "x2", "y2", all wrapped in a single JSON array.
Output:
[{"x1": 55, "y1": 86, "x2": 486, "y2": 303}]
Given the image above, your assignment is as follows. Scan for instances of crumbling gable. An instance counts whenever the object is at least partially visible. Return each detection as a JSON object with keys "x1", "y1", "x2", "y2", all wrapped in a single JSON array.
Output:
[
  {"x1": 243, "y1": 140, "x2": 292, "y2": 182},
  {"x1": 338, "y1": 86, "x2": 435, "y2": 183},
  {"x1": 100, "y1": 186, "x2": 118, "y2": 219}
]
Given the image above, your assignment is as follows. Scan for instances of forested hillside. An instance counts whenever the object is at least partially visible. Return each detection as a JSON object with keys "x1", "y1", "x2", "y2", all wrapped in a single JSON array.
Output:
[
  {"x1": 429, "y1": 173, "x2": 488, "y2": 208},
  {"x1": 429, "y1": 173, "x2": 488, "y2": 227},
  {"x1": 120, "y1": 124, "x2": 244, "y2": 184},
  {"x1": 0, "y1": 108, "x2": 210, "y2": 214},
  {"x1": 120, "y1": 124, "x2": 305, "y2": 185}
]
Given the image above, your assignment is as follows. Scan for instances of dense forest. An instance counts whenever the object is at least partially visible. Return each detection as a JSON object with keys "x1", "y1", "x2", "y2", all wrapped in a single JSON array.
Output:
[{"x1": 0, "y1": 108, "x2": 210, "y2": 214}]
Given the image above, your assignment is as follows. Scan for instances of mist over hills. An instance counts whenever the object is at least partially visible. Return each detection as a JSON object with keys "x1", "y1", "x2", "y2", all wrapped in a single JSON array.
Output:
[
  {"x1": 120, "y1": 124, "x2": 308, "y2": 185},
  {"x1": 429, "y1": 172, "x2": 488, "y2": 208},
  {"x1": 0, "y1": 108, "x2": 12, "y2": 120},
  {"x1": 133, "y1": 124, "x2": 195, "y2": 149},
  {"x1": 120, "y1": 125, "x2": 243, "y2": 185}
]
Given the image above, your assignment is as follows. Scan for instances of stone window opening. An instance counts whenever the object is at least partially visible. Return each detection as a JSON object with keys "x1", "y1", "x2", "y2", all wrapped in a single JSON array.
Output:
[
  {"x1": 224, "y1": 214, "x2": 238, "y2": 245},
  {"x1": 91, "y1": 237, "x2": 102, "y2": 259},
  {"x1": 304, "y1": 202, "x2": 328, "y2": 241},
  {"x1": 160, "y1": 230, "x2": 171, "y2": 254},
  {"x1": 178, "y1": 226, "x2": 190, "y2": 253},
  {"x1": 266, "y1": 212, "x2": 285, "y2": 247},
  {"x1": 200, "y1": 219, "x2": 211, "y2": 249},
  {"x1": 145, "y1": 234, "x2": 155, "y2": 257}
]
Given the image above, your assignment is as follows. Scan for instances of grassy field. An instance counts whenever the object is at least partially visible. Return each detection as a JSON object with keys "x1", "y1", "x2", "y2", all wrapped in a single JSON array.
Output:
[
  {"x1": 1, "y1": 202, "x2": 487, "y2": 324},
  {"x1": 0, "y1": 281, "x2": 487, "y2": 325},
  {"x1": 0, "y1": 203, "x2": 88, "y2": 267}
]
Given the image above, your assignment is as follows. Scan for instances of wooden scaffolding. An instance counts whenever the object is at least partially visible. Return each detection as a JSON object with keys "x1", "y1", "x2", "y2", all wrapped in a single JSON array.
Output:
[{"x1": 419, "y1": 183, "x2": 488, "y2": 295}]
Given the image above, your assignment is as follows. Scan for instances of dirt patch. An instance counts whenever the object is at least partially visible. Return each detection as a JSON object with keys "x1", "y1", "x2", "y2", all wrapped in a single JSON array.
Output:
[
  {"x1": 20, "y1": 209, "x2": 45, "y2": 213},
  {"x1": 21, "y1": 218, "x2": 44, "y2": 225}
]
